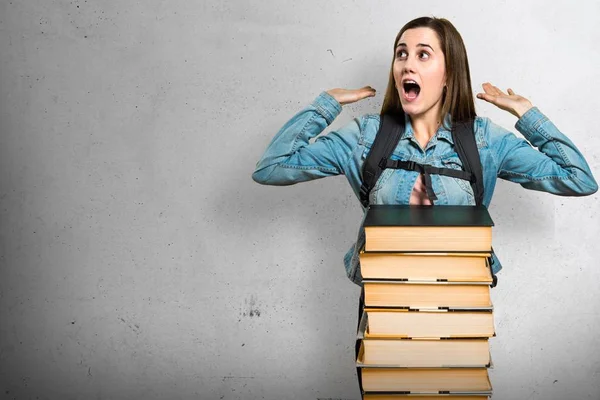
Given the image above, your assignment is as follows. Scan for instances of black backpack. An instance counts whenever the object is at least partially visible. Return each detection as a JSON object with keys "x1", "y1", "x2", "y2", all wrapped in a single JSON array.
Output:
[{"x1": 360, "y1": 112, "x2": 484, "y2": 207}]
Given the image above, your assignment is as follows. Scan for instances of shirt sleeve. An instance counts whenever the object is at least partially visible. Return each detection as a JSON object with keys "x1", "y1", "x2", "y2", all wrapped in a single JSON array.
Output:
[
  {"x1": 486, "y1": 107, "x2": 598, "y2": 196},
  {"x1": 252, "y1": 91, "x2": 362, "y2": 185}
]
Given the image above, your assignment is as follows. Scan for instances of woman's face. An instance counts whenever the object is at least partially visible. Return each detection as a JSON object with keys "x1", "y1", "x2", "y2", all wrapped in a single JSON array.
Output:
[{"x1": 393, "y1": 27, "x2": 446, "y2": 120}]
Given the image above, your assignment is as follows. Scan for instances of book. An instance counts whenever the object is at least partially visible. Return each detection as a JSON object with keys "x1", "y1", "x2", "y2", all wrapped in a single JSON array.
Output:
[
  {"x1": 359, "y1": 252, "x2": 493, "y2": 282},
  {"x1": 363, "y1": 205, "x2": 494, "y2": 252},
  {"x1": 362, "y1": 281, "x2": 492, "y2": 310},
  {"x1": 360, "y1": 367, "x2": 492, "y2": 394},
  {"x1": 360, "y1": 308, "x2": 495, "y2": 339},
  {"x1": 356, "y1": 338, "x2": 491, "y2": 368}
]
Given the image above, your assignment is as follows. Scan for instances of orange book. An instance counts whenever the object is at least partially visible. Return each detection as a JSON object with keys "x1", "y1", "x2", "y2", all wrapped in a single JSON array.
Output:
[
  {"x1": 363, "y1": 281, "x2": 492, "y2": 310},
  {"x1": 359, "y1": 252, "x2": 492, "y2": 282},
  {"x1": 362, "y1": 308, "x2": 495, "y2": 339},
  {"x1": 356, "y1": 338, "x2": 491, "y2": 368},
  {"x1": 361, "y1": 367, "x2": 492, "y2": 394}
]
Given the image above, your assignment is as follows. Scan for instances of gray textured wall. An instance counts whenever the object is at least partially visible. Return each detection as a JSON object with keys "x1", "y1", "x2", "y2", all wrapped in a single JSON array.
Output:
[{"x1": 1, "y1": 1, "x2": 599, "y2": 399}]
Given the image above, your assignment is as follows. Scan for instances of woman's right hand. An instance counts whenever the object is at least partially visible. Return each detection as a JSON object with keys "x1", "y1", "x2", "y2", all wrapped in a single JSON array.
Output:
[{"x1": 326, "y1": 86, "x2": 376, "y2": 106}]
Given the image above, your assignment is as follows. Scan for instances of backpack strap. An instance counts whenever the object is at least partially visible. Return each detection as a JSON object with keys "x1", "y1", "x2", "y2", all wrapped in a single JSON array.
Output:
[
  {"x1": 382, "y1": 159, "x2": 474, "y2": 202},
  {"x1": 360, "y1": 115, "x2": 485, "y2": 207},
  {"x1": 452, "y1": 121, "x2": 484, "y2": 206},
  {"x1": 452, "y1": 121, "x2": 496, "y2": 287},
  {"x1": 359, "y1": 113, "x2": 405, "y2": 207}
]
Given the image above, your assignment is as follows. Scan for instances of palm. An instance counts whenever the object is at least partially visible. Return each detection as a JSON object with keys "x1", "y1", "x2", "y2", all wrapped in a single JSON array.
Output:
[
  {"x1": 476, "y1": 83, "x2": 533, "y2": 118},
  {"x1": 327, "y1": 86, "x2": 376, "y2": 106}
]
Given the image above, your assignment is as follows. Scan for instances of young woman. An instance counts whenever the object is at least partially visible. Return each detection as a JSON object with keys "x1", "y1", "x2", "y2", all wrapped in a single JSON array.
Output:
[{"x1": 252, "y1": 16, "x2": 598, "y2": 286}]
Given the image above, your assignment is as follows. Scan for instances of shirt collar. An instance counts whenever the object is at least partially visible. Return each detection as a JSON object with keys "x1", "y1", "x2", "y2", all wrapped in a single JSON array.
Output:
[{"x1": 401, "y1": 114, "x2": 454, "y2": 145}]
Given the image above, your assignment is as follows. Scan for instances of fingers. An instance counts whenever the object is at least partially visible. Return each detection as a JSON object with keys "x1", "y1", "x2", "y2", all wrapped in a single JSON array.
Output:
[
  {"x1": 477, "y1": 83, "x2": 496, "y2": 102},
  {"x1": 361, "y1": 85, "x2": 377, "y2": 96},
  {"x1": 481, "y1": 82, "x2": 505, "y2": 96},
  {"x1": 357, "y1": 85, "x2": 377, "y2": 99},
  {"x1": 481, "y1": 82, "x2": 520, "y2": 97},
  {"x1": 476, "y1": 92, "x2": 495, "y2": 103},
  {"x1": 481, "y1": 82, "x2": 494, "y2": 95}
]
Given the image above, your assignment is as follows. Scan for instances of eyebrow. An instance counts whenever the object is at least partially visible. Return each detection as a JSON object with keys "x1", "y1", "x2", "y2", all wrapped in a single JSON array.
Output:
[{"x1": 396, "y1": 42, "x2": 435, "y2": 52}]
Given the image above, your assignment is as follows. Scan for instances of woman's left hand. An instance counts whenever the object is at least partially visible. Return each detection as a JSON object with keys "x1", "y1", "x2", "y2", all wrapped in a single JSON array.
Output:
[{"x1": 476, "y1": 82, "x2": 533, "y2": 119}]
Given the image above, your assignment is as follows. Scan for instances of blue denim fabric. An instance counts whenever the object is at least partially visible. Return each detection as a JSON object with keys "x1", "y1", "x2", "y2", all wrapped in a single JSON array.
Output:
[{"x1": 253, "y1": 91, "x2": 598, "y2": 286}]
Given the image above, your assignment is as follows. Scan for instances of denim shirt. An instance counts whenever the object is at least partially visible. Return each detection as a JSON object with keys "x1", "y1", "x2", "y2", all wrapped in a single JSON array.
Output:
[{"x1": 253, "y1": 91, "x2": 598, "y2": 286}]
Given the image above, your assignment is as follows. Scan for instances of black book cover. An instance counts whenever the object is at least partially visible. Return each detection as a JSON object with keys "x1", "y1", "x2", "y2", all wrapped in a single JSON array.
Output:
[{"x1": 364, "y1": 205, "x2": 494, "y2": 228}]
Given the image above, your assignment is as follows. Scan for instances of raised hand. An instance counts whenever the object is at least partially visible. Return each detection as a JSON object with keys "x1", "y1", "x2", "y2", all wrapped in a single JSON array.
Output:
[
  {"x1": 326, "y1": 86, "x2": 377, "y2": 106},
  {"x1": 476, "y1": 83, "x2": 533, "y2": 118}
]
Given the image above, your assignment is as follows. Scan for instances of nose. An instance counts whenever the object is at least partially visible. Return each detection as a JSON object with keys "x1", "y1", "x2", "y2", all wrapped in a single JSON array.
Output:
[{"x1": 403, "y1": 55, "x2": 417, "y2": 74}]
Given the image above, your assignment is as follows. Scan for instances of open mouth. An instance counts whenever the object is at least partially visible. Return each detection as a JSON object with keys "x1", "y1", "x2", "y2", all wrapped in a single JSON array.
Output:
[{"x1": 402, "y1": 80, "x2": 421, "y2": 101}]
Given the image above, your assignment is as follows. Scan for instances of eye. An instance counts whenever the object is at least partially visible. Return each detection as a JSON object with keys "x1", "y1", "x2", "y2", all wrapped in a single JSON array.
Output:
[
  {"x1": 418, "y1": 51, "x2": 430, "y2": 60},
  {"x1": 395, "y1": 49, "x2": 407, "y2": 59}
]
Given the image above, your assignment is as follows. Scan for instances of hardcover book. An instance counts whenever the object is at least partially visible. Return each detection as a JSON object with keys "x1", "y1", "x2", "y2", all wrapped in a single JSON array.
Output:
[{"x1": 364, "y1": 205, "x2": 494, "y2": 252}]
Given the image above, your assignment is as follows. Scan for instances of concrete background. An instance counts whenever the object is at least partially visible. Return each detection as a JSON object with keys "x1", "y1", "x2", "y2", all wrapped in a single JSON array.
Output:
[{"x1": 1, "y1": 0, "x2": 599, "y2": 399}]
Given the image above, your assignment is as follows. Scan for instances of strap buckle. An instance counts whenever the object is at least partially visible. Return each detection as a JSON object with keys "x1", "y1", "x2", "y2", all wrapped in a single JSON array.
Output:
[{"x1": 378, "y1": 157, "x2": 388, "y2": 169}]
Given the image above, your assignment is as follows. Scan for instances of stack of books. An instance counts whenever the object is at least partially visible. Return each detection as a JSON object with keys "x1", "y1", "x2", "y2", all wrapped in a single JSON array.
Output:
[{"x1": 355, "y1": 205, "x2": 497, "y2": 400}]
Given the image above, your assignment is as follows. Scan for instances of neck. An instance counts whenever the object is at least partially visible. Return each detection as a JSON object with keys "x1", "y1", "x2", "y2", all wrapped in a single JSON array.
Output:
[{"x1": 410, "y1": 113, "x2": 442, "y2": 140}]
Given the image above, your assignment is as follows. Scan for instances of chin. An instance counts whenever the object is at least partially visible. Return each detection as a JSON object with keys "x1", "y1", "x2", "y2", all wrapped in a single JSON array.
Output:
[{"x1": 400, "y1": 103, "x2": 420, "y2": 117}]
